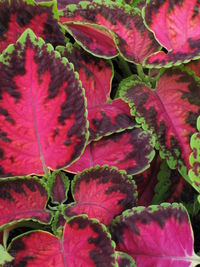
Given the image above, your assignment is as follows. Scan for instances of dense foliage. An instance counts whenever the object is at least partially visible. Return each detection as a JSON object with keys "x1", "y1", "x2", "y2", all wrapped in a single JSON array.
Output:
[{"x1": 0, "y1": 0, "x2": 200, "y2": 266}]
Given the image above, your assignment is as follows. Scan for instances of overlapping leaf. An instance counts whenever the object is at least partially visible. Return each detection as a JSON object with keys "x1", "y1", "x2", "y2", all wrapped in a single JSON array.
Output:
[
  {"x1": 66, "y1": 128, "x2": 155, "y2": 175},
  {"x1": 134, "y1": 153, "x2": 161, "y2": 206},
  {"x1": 0, "y1": 29, "x2": 88, "y2": 177},
  {"x1": 0, "y1": 0, "x2": 65, "y2": 53},
  {"x1": 152, "y1": 161, "x2": 194, "y2": 204},
  {"x1": 0, "y1": 177, "x2": 51, "y2": 229},
  {"x1": 144, "y1": 0, "x2": 200, "y2": 67},
  {"x1": 8, "y1": 215, "x2": 117, "y2": 266},
  {"x1": 59, "y1": 0, "x2": 160, "y2": 63},
  {"x1": 64, "y1": 166, "x2": 137, "y2": 225},
  {"x1": 120, "y1": 70, "x2": 200, "y2": 181},
  {"x1": 111, "y1": 203, "x2": 200, "y2": 267},
  {"x1": 189, "y1": 116, "x2": 200, "y2": 191},
  {"x1": 48, "y1": 171, "x2": 69, "y2": 204},
  {"x1": 57, "y1": 45, "x2": 135, "y2": 141}
]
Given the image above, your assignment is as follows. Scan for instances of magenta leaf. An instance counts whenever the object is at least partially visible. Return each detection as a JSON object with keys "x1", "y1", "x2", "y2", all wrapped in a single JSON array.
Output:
[
  {"x1": 0, "y1": 29, "x2": 88, "y2": 177},
  {"x1": 144, "y1": 0, "x2": 200, "y2": 67},
  {"x1": 111, "y1": 203, "x2": 200, "y2": 267},
  {"x1": 8, "y1": 215, "x2": 117, "y2": 266},
  {"x1": 59, "y1": 0, "x2": 160, "y2": 63},
  {"x1": 64, "y1": 165, "x2": 137, "y2": 225},
  {"x1": 116, "y1": 251, "x2": 136, "y2": 267},
  {"x1": 48, "y1": 171, "x2": 69, "y2": 204},
  {"x1": 66, "y1": 128, "x2": 155, "y2": 175},
  {"x1": 120, "y1": 70, "x2": 200, "y2": 180},
  {"x1": 57, "y1": 45, "x2": 135, "y2": 141},
  {"x1": 0, "y1": 177, "x2": 51, "y2": 229},
  {"x1": 0, "y1": 0, "x2": 65, "y2": 53}
]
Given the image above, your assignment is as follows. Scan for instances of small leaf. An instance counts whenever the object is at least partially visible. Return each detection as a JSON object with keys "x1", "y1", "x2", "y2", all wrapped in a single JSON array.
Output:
[
  {"x1": 116, "y1": 251, "x2": 136, "y2": 267},
  {"x1": 0, "y1": 244, "x2": 13, "y2": 265},
  {"x1": 9, "y1": 215, "x2": 117, "y2": 266},
  {"x1": 66, "y1": 128, "x2": 155, "y2": 175},
  {"x1": 120, "y1": 70, "x2": 200, "y2": 180},
  {"x1": 60, "y1": 0, "x2": 160, "y2": 63},
  {"x1": 144, "y1": 0, "x2": 200, "y2": 67},
  {"x1": 48, "y1": 170, "x2": 69, "y2": 204},
  {"x1": 57, "y1": 45, "x2": 135, "y2": 141},
  {"x1": 0, "y1": 29, "x2": 88, "y2": 177},
  {"x1": 0, "y1": 0, "x2": 65, "y2": 53},
  {"x1": 0, "y1": 177, "x2": 51, "y2": 229},
  {"x1": 189, "y1": 115, "x2": 200, "y2": 191},
  {"x1": 111, "y1": 203, "x2": 200, "y2": 267},
  {"x1": 64, "y1": 165, "x2": 137, "y2": 225}
]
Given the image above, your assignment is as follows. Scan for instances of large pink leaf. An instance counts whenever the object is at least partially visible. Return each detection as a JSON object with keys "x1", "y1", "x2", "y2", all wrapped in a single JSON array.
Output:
[
  {"x1": 144, "y1": 0, "x2": 200, "y2": 67},
  {"x1": 111, "y1": 203, "x2": 200, "y2": 267},
  {"x1": 0, "y1": 177, "x2": 51, "y2": 229},
  {"x1": 0, "y1": 29, "x2": 88, "y2": 177},
  {"x1": 120, "y1": 70, "x2": 200, "y2": 180},
  {"x1": 59, "y1": 0, "x2": 160, "y2": 63},
  {"x1": 57, "y1": 45, "x2": 135, "y2": 141},
  {"x1": 9, "y1": 215, "x2": 117, "y2": 266},
  {"x1": 64, "y1": 165, "x2": 137, "y2": 225},
  {"x1": 0, "y1": 0, "x2": 65, "y2": 53},
  {"x1": 66, "y1": 128, "x2": 155, "y2": 175}
]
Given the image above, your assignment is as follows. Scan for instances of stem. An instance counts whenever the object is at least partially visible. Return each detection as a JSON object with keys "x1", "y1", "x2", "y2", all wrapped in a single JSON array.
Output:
[
  {"x1": 118, "y1": 55, "x2": 132, "y2": 77},
  {"x1": 137, "y1": 65, "x2": 151, "y2": 86}
]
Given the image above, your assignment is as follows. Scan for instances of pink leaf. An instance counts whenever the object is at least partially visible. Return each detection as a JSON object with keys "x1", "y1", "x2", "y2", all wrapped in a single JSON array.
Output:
[
  {"x1": 0, "y1": 29, "x2": 88, "y2": 177},
  {"x1": 111, "y1": 203, "x2": 200, "y2": 267},
  {"x1": 144, "y1": 0, "x2": 200, "y2": 67},
  {"x1": 0, "y1": 177, "x2": 51, "y2": 229},
  {"x1": 66, "y1": 128, "x2": 155, "y2": 175},
  {"x1": 9, "y1": 215, "x2": 117, "y2": 266},
  {"x1": 64, "y1": 165, "x2": 137, "y2": 225}
]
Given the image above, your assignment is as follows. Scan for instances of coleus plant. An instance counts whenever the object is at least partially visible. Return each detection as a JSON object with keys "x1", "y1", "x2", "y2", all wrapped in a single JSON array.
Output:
[{"x1": 0, "y1": 0, "x2": 200, "y2": 266}]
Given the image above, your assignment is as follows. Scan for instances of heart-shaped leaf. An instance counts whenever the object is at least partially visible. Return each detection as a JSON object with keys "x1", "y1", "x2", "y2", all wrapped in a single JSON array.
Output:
[
  {"x1": 0, "y1": 0, "x2": 65, "y2": 53},
  {"x1": 116, "y1": 251, "x2": 136, "y2": 267},
  {"x1": 189, "y1": 116, "x2": 200, "y2": 191},
  {"x1": 64, "y1": 165, "x2": 137, "y2": 225},
  {"x1": 8, "y1": 215, "x2": 117, "y2": 266},
  {"x1": 57, "y1": 45, "x2": 135, "y2": 141},
  {"x1": 0, "y1": 177, "x2": 51, "y2": 230},
  {"x1": 111, "y1": 203, "x2": 200, "y2": 267},
  {"x1": 66, "y1": 128, "x2": 155, "y2": 175},
  {"x1": 120, "y1": 70, "x2": 200, "y2": 181},
  {"x1": 0, "y1": 29, "x2": 88, "y2": 177},
  {"x1": 59, "y1": 0, "x2": 160, "y2": 63},
  {"x1": 144, "y1": 0, "x2": 200, "y2": 67},
  {"x1": 47, "y1": 170, "x2": 69, "y2": 204}
]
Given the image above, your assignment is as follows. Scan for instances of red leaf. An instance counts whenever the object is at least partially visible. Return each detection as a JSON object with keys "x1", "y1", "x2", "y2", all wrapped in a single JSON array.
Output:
[
  {"x1": 66, "y1": 128, "x2": 155, "y2": 175},
  {"x1": 0, "y1": 0, "x2": 64, "y2": 53},
  {"x1": 0, "y1": 177, "x2": 51, "y2": 229},
  {"x1": 144, "y1": 0, "x2": 200, "y2": 67},
  {"x1": 0, "y1": 29, "x2": 88, "y2": 177},
  {"x1": 64, "y1": 166, "x2": 137, "y2": 225},
  {"x1": 120, "y1": 70, "x2": 200, "y2": 178},
  {"x1": 60, "y1": 1, "x2": 160, "y2": 63},
  {"x1": 57, "y1": 45, "x2": 135, "y2": 141},
  {"x1": 111, "y1": 203, "x2": 200, "y2": 267},
  {"x1": 9, "y1": 216, "x2": 117, "y2": 266}
]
